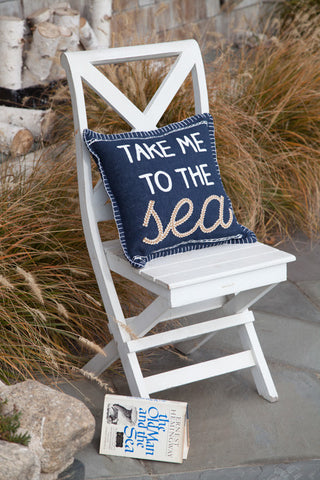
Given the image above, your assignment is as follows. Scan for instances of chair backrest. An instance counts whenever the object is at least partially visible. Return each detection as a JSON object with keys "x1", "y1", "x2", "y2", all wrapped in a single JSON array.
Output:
[
  {"x1": 61, "y1": 40, "x2": 209, "y2": 226},
  {"x1": 61, "y1": 40, "x2": 210, "y2": 311}
]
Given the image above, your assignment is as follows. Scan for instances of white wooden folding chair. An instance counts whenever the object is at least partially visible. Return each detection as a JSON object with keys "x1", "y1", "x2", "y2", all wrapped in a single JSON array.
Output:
[{"x1": 61, "y1": 40, "x2": 295, "y2": 401}]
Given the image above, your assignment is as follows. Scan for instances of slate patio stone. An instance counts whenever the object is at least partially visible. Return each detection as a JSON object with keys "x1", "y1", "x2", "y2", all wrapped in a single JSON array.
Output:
[{"x1": 55, "y1": 235, "x2": 320, "y2": 480}]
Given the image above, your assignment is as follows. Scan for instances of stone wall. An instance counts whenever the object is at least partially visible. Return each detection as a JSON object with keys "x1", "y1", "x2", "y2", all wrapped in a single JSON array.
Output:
[
  {"x1": 111, "y1": 0, "x2": 278, "y2": 44},
  {"x1": 0, "y1": 0, "x2": 279, "y2": 45}
]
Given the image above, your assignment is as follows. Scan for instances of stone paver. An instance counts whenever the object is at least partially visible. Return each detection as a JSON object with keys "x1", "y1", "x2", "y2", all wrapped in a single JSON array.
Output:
[
  {"x1": 208, "y1": 310, "x2": 320, "y2": 372},
  {"x1": 255, "y1": 281, "x2": 320, "y2": 323},
  {"x1": 297, "y1": 280, "x2": 320, "y2": 310},
  {"x1": 102, "y1": 460, "x2": 320, "y2": 480},
  {"x1": 279, "y1": 234, "x2": 320, "y2": 283},
  {"x1": 60, "y1": 236, "x2": 320, "y2": 480}
]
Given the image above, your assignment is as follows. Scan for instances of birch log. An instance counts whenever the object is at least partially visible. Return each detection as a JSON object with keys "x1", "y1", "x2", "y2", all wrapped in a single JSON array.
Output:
[
  {"x1": 53, "y1": 7, "x2": 80, "y2": 46},
  {"x1": 47, "y1": 26, "x2": 70, "y2": 80},
  {"x1": 27, "y1": 8, "x2": 52, "y2": 27},
  {"x1": 48, "y1": 7, "x2": 81, "y2": 80},
  {"x1": 51, "y1": 2, "x2": 71, "y2": 10},
  {"x1": 79, "y1": 17, "x2": 99, "y2": 50},
  {"x1": 0, "y1": 106, "x2": 56, "y2": 141},
  {"x1": 0, "y1": 122, "x2": 33, "y2": 156},
  {"x1": 22, "y1": 22, "x2": 60, "y2": 88},
  {"x1": 86, "y1": 0, "x2": 112, "y2": 47},
  {"x1": 0, "y1": 16, "x2": 25, "y2": 90}
]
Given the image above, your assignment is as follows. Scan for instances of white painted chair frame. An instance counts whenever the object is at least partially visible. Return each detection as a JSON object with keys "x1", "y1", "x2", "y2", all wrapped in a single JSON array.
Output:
[{"x1": 61, "y1": 40, "x2": 295, "y2": 401}]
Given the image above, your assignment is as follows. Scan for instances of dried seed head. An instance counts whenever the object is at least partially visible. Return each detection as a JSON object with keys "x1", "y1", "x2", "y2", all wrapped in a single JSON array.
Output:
[
  {"x1": 0, "y1": 275, "x2": 14, "y2": 290},
  {"x1": 77, "y1": 336, "x2": 107, "y2": 357},
  {"x1": 56, "y1": 302, "x2": 69, "y2": 319},
  {"x1": 44, "y1": 347, "x2": 59, "y2": 370},
  {"x1": 69, "y1": 267, "x2": 89, "y2": 277},
  {"x1": 75, "y1": 367, "x2": 115, "y2": 393},
  {"x1": 16, "y1": 266, "x2": 44, "y2": 305},
  {"x1": 84, "y1": 292, "x2": 102, "y2": 307}
]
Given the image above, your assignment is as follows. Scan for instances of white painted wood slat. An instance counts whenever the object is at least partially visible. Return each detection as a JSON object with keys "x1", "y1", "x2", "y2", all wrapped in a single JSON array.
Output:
[
  {"x1": 82, "y1": 63, "x2": 147, "y2": 130},
  {"x1": 169, "y1": 264, "x2": 287, "y2": 308},
  {"x1": 104, "y1": 239, "x2": 295, "y2": 289},
  {"x1": 127, "y1": 311, "x2": 253, "y2": 353},
  {"x1": 65, "y1": 39, "x2": 201, "y2": 66},
  {"x1": 143, "y1": 51, "x2": 195, "y2": 128},
  {"x1": 154, "y1": 249, "x2": 293, "y2": 289},
  {"x1": 141, "y1": 245, "x2": 294, "y2": 285},
  {"x1": 142, "y1": 243, "x2": 289, "y2": 277},
  {"x1": 142, "y1": 242, "x2": 257, "y2": 272},
  {"x1": 144, "y1": 351, "x2": 256, "y2": 394}
]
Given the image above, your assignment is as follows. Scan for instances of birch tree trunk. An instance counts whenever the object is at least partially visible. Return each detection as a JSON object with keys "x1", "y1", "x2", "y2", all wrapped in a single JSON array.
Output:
[
  {"x1": 80, "y1": 17, "x2": 99, "y2": 50},
  {"x1": 0, "y1": 16, "x2": 25, "y2": 90},
  {"x1": 86, "y1": 0, "x2": 112, "y2": 47},
  {"x1": 0, "y1": 122, "x2": 33, "y2": 156},
  {"x1": 22, "y1": 22, "x2": 61, "y2": 88}
]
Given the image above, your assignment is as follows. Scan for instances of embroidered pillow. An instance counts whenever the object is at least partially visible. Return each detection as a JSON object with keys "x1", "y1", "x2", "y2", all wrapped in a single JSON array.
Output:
[{"x1": 83, "y1": 113, "x2": 256, "y2": 268}]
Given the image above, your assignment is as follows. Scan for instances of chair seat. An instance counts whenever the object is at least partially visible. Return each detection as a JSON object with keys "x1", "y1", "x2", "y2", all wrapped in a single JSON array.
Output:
[{"x1": 104, "y1": 240, "x2": 295, "y2": 307}]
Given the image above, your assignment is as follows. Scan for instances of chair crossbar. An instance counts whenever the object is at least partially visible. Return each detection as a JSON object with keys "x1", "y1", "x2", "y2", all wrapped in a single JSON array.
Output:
[
  {"x1": 83, "y1": 297, "x2": 227, "y2": 376},
  {"x1": 127, "y1": 311, "x2": 253, "y2": 353},
  {"x1": 144, "y1": 351, "x2": 256, "y2": 395}
]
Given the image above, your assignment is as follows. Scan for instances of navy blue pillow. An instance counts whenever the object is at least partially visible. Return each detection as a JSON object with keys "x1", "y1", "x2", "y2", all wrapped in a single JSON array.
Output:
[{"x1": 83, "y1": 113, "x2": 256, "y2": 268}]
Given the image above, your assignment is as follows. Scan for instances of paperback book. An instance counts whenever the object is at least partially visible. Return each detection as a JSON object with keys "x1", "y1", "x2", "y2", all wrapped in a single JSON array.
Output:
[{"x1": 100, "y1": 394, "x2": 189, "y2": 463}]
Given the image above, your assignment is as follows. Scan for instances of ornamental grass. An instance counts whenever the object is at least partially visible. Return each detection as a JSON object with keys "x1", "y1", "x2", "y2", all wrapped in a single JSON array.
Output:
[
  {"x1": 1, "y1": 8, "x2": 319, "y2": 381},
  {"x1": 0, "y1": 154, "x2": 152, "y2": 383},
  {"x1": 211, "y1": 12, "x2": 320, "y2": 239},
  {"x1": 0, "y1": 155, "x2": 102, "y2": 382},
  {"x1": 52, "y1": 9, "x2": 320, "y2": 241}
]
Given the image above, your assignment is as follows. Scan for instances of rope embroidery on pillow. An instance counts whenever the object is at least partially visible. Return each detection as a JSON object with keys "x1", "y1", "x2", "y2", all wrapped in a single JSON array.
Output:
[{"x1": 142, "y1": 195, "x2": 233, "y2": 245}]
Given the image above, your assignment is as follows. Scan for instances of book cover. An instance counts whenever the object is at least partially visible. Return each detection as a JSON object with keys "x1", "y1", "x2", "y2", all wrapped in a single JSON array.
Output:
[{"x1": 99, "y1": 394, "x2": 189, "y2": 463}]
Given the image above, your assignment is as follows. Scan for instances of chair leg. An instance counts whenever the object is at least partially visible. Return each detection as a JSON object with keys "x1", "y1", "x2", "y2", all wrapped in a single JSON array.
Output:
[
  {"x1": 83, "y1": 287, "x2": 278, "y2": 401},
  {"x1": 222, "y1": 284, "x2": 277, "y2": 315},
  {"x1": 83, "y1": 325, "x2": 150, "y2": 397},
  {"x1": 175, "y1": 286, "x2": 279, "y2": 402},
  {"x1": 106, "y1": 312, "x2": 152, "y2": 397},
  {"x1": 177, "y1": 310, "x2": 278, "y2": 402},
  {"x1": 119, "y1": 349, "x2": 150, "y2": 398},
  {"x1": 238, "y1": 319, "x2": 278, "y2": 402},
  {"x1": 83, "y1": 297, "x2": 169, "y2": 385}
]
